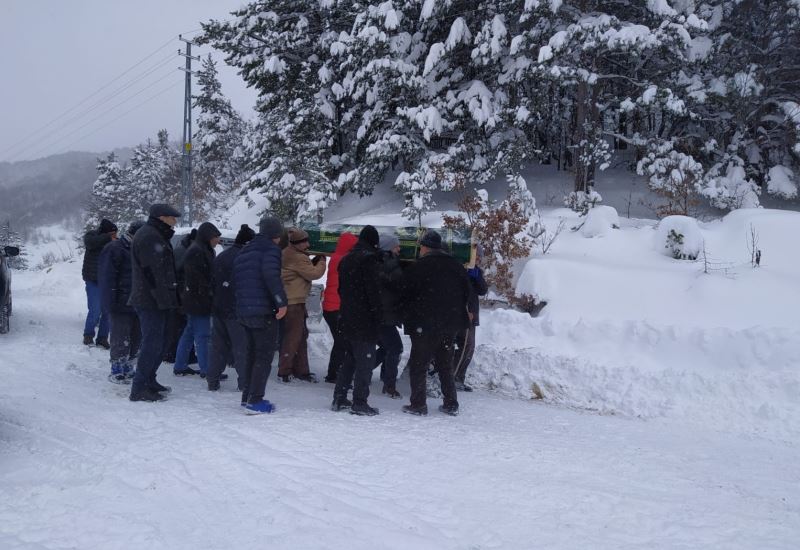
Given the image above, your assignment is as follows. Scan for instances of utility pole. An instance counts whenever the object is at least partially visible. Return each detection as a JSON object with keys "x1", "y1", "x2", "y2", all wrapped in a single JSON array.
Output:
[{"x1": 178, "y1": 35, "x2": 199, "y2": 226}]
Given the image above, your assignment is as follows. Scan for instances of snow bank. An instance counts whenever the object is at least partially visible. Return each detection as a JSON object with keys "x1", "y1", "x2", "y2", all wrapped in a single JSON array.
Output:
[
  {"x1": 654, "y1": 215, "x2": 703, "y2": 259},
  {"x1": 580, "y1": 205, "x2": 619, "y2": 237}
]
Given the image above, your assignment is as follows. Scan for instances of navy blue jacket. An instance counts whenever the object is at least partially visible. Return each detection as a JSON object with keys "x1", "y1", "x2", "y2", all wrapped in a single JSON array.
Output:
[
  {"x1": 213, "y1": 243, "x2": 243, "y2": 319},
  {"x1": 233, "y1": 235, "x2": 287, "y2": 319},
  {"x1": 98, "y1": 235, "x2": 134, "y2": 314}
]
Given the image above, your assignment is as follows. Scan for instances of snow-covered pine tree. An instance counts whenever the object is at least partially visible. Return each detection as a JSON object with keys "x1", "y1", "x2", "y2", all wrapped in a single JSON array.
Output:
[
  {"x1": 87, "y1": 152, "x2": 132, "y2": 226},
  {"x1": 199, "y1": 1, "x2": 356, "y2": 223},
  {"x1": 193, "y1": 55, "x2": 249, "y2": 218}
]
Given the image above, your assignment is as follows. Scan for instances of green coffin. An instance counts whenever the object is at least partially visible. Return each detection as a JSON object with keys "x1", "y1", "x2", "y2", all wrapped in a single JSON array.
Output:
[{"x1": 298, "y1": 223, "x2": 475, "y2": 265}]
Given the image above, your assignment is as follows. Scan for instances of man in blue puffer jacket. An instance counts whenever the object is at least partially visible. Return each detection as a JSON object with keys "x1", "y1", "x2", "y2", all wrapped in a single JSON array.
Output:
[
  {"x1": 98, "y1": 220, "x2": 145, "y2": 384},
  {"x1": 233, "y1": 216, "x2": 288, "y2": 415}
]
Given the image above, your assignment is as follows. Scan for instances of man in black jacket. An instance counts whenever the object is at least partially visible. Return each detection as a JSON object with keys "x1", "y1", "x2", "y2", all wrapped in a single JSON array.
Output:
[
  {"x1": 128, "y1": 203, "x2": 181, "y2": 402},
  {"x1": 173, "y1": 222, "x2": 222, "y2": 377},
  {"x1": 454, "y1": 246, "x2": 489, "y2": 392},
  {"x1": 207, "y1": 224, "x2": 255, "y2": 391},
  {"x1": 332, "y1": 225, "x2": 383, "y2": 416},
  {"x1": 375, "y1": 233, "x2": 404, "y2": 398},
  {"x1": 401, "y1": 229, "x2": 471, "y2": 416},
  {"x1": 98, "y1": 220, "x2": 145, "y2": 384},
  {"x1": 82, "y1": 218, "x2": 117, "y2": 347}
]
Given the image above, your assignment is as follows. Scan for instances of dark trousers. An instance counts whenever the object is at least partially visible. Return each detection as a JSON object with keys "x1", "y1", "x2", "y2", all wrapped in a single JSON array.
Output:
[
  {"x1": 278, "y1": 304, "x2": 310, "y2": 377},
  {"x1": 208, "y1": 316, "x2": 248, "y2": 388},
  {"x1": 241, "y1": 317, "x2": 279, "y2": 404},
  {"x1": 109, "y1": 312, "x2": 141, "y2": 365},
  {"x1": 83, "y1": 281, "x2": 109, "y2": 339},
  {"x1": 163, "y1": 310, "x2": 186, "y2": 363},
  {"x1": 453, "y1": 325, "x2": 476, "y2": 383},
  {"x1": 407, "y1": 332, "x2": 458, "y2": 409},
  {"x1": 323, "y1": 310, "x2": 347, "y2": 380},
  {"x1": 334, "y1": 339, "x2": 376, "y2": 406},
  {"x1": 375, "y1": 325, "x2": 403, "y2": 386},
  {"x1": 132, "y1": 308, "x2": 168, "y2": 395}
]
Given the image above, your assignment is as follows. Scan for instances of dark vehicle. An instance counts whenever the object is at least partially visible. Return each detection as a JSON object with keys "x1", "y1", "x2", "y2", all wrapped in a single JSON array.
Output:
[{"x1": 0, "y1": 245, "x2": 20, "y2": 334}]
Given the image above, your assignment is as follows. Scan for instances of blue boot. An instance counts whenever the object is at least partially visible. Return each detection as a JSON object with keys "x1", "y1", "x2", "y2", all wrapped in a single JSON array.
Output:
[
  {"x1": 244, "y1": 400, "x2": 275, "y2": 415},
  {"x1": 108, "y1": 362, "x2": 128, "y2": 384}
]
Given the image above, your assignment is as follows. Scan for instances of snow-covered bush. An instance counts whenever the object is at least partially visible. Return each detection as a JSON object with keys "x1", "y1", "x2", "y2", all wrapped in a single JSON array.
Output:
[
  {"x1": 580, "y1": 205, "x2": 620, "y2": 238},
  {"x1": 765, "y1": 166, "x2": 798, "y2": 200},
  {"x1": 699, "y1": 159, "x2": 761, "y2": 211},
  {"x1": 655, "y1": 216, "x2": 703, "y2": 260},
  {"x1": 637, "y1": 141, "x2": 703, "y2": 217}
]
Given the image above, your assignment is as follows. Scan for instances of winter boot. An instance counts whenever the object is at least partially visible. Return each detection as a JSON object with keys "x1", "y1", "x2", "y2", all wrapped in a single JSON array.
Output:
[
  {"x1": 245, "y1": 400, "x2": 275, "y2": 415},
  {"x1": 439, "y1": 404, "x2": 460, "y2": 416},
  {"x1": 83, "y1": 335, "x2": 94, "y2": 346},
  {"x1": 324, "y1": 373, "x2": 337, "y2": 384},
  {"x1": 350, "y1": 402, "x2": 379, "y2": 416},
  {"x1": 129, "y1": 388, "x2": 164, "y2": 402},
  {"x1": 95, "y1": 337, "x2": 110, "y2": 350},
  {"x1": 278, "y1": 374, "x2": 292, "y2": 383},
  {"x1": 174, "y1": 367, "x2": 200, "y2": 376},
  {"x1": 401, "y1": 404, "x2": 428, "y2": 416},
  {"x1": 207, "y1": 381, "x2": 220, "y2": 391},
  {"x1": 331, "y1": 396, "x2": 353, "y2": 411},
  {"x1": 295, "y1": 373, "x2": 318, "y2": 383},
  {"x1": 382, "y1": 384, "x2": 402, "y2": 399},
  {"x1": 455, "y1": 381, "x2": 473, "y2": 392},
  {"x1": 149, "y1": 381, "x2": 172, "y2": 394},
  {"x1": 108, "y1": 363, "x2": 128, "y2": 385},
  {"x1": 219, "y1": 373, "x2": 229, "y2": 381},
  {"x1": 123, "y1": 361, "x2": 136, "y2": 380}
]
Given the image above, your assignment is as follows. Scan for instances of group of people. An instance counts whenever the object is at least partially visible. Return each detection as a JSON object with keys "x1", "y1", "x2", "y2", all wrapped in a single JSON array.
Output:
[{"x1": 81, "y1": 202, "x2": 488, "y2": 416}]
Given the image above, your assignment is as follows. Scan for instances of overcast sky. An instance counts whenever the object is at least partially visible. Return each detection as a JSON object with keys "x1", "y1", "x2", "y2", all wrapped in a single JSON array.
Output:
[{"x1": 0, "y1": 0, "x2": 256, "y2": 163}]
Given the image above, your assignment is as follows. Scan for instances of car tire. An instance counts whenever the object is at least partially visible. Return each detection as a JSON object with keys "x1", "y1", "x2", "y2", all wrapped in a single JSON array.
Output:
[{"x1": 0, "y1": 302, "x2": 9, "y2": 334}]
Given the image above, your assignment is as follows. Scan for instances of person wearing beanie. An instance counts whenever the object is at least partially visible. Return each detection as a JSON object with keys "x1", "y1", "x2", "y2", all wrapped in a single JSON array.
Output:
[
  {"x1": 207, "y1": 224, "x2": 255, "y2": 391},
  {"x1": 128, "y1": 203, "x2": 181, "y2": 402},
  {"x1": 233, "y1": 216, "x2": 288, "y2": 414},
  {"x1": 174, "y1": 222, "x2": 223, "y2": 378},
  {"x1": 97, "y1": 220, "x2": 144, "y2": 383},
  {"x1": 374, "y1": 233, "x2": 404, "y2": 399},
  {"x1": 277, "y1": 226, "x2": 327, "y2": 383},
  {"x1": 400, "y1": 229, "x2": 471, "y2": 417},
  {"x1": 81, "y1": 218, "x2": 118, "y2": 347},
  {"x1": 332, "y1": 224, "x2": 383, "y2": 416},
  {"x1": 321, "y1": 232, "x2": 358, "y2": 383}
]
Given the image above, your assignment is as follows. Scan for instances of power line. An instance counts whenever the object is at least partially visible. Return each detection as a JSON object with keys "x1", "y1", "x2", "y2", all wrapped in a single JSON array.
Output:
[
  {"x1": 52, "y1": 81, "x2": 184, "y2": 158},
  {"x1": 21, "y1": 71, "x2": 182, "y2": 162},
  {"x1": 5, "y1": 53, "x2": 181, "y2": 162},
  {"x1": 0, "y1": 35, "x2": 178, "y2": 160}
]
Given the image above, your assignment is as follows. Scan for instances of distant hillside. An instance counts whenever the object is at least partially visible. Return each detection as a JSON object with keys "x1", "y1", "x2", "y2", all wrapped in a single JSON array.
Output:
[{"x1": 0, "y1": 148, "x2": 133, "y2": 235}]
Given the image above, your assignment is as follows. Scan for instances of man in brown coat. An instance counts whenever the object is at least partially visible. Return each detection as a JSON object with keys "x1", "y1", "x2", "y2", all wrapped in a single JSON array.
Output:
[{"x1": 278, "y1": 227, "x2": 327, "y2": 382}]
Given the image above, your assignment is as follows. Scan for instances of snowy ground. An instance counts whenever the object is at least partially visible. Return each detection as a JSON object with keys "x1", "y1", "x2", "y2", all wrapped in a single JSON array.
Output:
[{"x1": 1, "y1": 250, "x2": 799, "y2": 549}]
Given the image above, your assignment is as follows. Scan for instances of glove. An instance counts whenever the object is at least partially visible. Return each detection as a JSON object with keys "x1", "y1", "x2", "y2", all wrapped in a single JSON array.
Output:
[
  {"x1": 467, "y1": 267, "x2": 481, "y2": 279},
  {"x1": 311, "y1": 255, "x2": 324, "y2": 266}
]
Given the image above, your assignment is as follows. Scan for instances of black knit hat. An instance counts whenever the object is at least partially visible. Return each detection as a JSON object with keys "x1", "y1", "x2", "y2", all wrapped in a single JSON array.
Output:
[
  {"x1": 127, "y1": 220, "x2": 146, "y2": 236},
  {"x1": 197, "y1": 222, "x2": 222, "y2": 243},
  {"x1": 235, "y1": 224, "x2": 256, "y2": 245},
  {"x1": 98, "y1": 218, "x2": 118, "y2": 234},
  {"x1": 359, "y1": 225, "x2": 380, "y2": 249},
  {"x1": 419, "y1": 229, "x2": 442, "y2": 250}
]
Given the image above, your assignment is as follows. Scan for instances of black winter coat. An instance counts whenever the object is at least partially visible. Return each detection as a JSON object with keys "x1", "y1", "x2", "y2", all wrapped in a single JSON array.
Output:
[
  {"x1": 212, "y1": 244, "x2": 243, "y2": 320},
  {"x1": 128, "y1": 217, "x2": 178, "y2": 311},
  {"x1": 401, "y1": 250, "x2": 471, "y2": 337},
  {"x1": 338, "y1": 240, "x2": 383, "y2": 341},
  {"x1": 82, "y1": 230, "x2": 113, "y2": 282},
  {"x1": 467, "y1": 267, "x2": 489, "y2": 326},
  {"x1": 233, "y1": 235, "x2": 287, "y2": 319},
  {"x1": 378, "y1": 250, "x2": 404, "y2": 327},
  {"x1": 98, "y1": 235, "x2": 134, "y2": 314},
  {"x1": 180, "y1": 237, "x2": 216, "y2": 316}
]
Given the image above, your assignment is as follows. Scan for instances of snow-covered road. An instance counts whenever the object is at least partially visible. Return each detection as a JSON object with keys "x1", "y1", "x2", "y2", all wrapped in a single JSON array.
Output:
[{"x1": 1, "y1": 264, "x2": 798, "y2": 550}]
